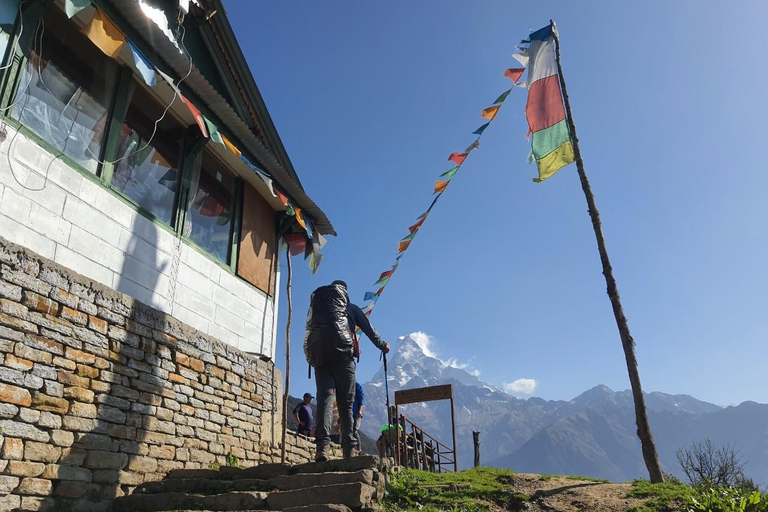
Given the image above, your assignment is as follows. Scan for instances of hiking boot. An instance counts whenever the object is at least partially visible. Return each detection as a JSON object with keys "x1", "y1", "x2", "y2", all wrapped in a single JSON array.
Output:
[
  {"x1": 315, "y1": 444, "x2": 330, "y2": 462},
  {"x1": 343, "y1": 447, "x2": 361, "y2": 459}
]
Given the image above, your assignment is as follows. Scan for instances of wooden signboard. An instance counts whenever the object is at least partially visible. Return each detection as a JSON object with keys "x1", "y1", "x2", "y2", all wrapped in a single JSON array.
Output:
[{"x1": 395, "y1": 384, "x2": 453, "y2": 405}]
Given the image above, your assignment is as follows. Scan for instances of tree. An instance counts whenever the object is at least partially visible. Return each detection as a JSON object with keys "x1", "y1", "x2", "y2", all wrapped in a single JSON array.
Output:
[{"x1": 677, "y1": 439, "x2": 747, "y2": 488}]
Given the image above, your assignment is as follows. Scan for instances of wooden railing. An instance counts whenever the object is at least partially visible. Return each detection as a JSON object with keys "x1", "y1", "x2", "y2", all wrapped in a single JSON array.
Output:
[{"x1": 386, "y1": 406, "x2": 456, "y2": 472}]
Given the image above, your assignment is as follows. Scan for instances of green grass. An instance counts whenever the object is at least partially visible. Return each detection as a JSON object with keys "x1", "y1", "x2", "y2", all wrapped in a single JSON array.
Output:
[
  {"x1": 564, "y1": 475, "x2": 611, "y2": 484},
  {"x1": 626, "y1": 479, "x2": 696, "y2": 512},
  {"x1": 383, "y1": 467, "x2": 528, "y2": 512}
]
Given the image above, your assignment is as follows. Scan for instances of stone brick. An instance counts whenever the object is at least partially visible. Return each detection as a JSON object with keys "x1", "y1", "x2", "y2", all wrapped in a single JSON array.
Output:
[
  {"x1": 76, "y1": 364, "x2": 99, "y2": 379},
  {"x1": 27, "y1": 313, "x2": 72, "y2": 337},
  {"x1": 49, "y1": 288, "x2": 78, "y2": 308},
  {"x1": 52, "y1": 356, "x2": 76, "y2": 371},
  {"x1": 51, "y1": 430, "x2": 74, "y2": 447},
  {"x1": 38, "y1": 411, "x2": 62, "y2": 429},
  {"x1": 0, "y1": 325, "x2": 23, "y2": 343},
  {"x1": 14, "y1": 343, "x2": 52, "y2": 365},
  {"x1": 32, "y1": 392, "x2": 69, "y2": 414},
  {"x1": 88, "y1": 316, "x2": 108, "y2": 334},
  {"x1": 5, "y1": 354, "x2": 33, "y2": 371},
  {"x1": 25, "y1": 333, "x2": 64, "y2": 355},
  {"x1": 69, "y1": 402, "x2": 97, "y2": 419},
  {"x1": 0, "y1": 382, "x2": 32, "y2": 406},
  {"x1": 42, "y1": 380, "x2": 63, "y2": 398},
  {"x1": 53, "y1": 480, "x2": 87, "y2": 498},
  {"x1": 65, "y1": 347, "x2": 95, "y2": 364},
  {"x1": 24, "y1": 441, "x2": 61, "y2": 463},
  {"x1": 148, "y1": 444, "x2": 175, "y2": 460},
  {"x1": 63, "y1": 386, "x2": 94, "y2": 403},
  {"x1": 61, "y1": 416, "x2": 96, "y2": 432},
  {"x1": 96, "y1": 405, "x2": 126, "y2": 424},
  {"x1": 43, "y1": 464, "x2": 92, "y2": 482},
  {"x1": 0, "y1": 495, "x2": 20, "y2": 511},
  {"x1": 58, "y1": 370, "x2": 89, "y2": 388},
  {"x1": 72, "y1": 326, "x2": 108, "y2": 348},
  {"x1": 59, "y1": 306, "x2": 87, "y2": 326},
  {"x1": 18, "y1": 407, "x2": 40, "y2": 423},
  {"x1": 126, "y1": 456, "x2": 158, "y2": 473},
  {"x1": 17, "y1": 477, "x2": 52, "y2": 496},
  {"x1": 92, "y1": 470, "x2": 118, "y2": 484},
  {"x1": 0, "y1": 475, "x2": 20, "y2": 494},
  {"x1": 0, "y1": 420, "x2": 49, "y2": 442},
  {"x1": 7, "y1": 461, "x2": 45, "y2": 477},
  {"x1": 84, "y1": 450, "x2": 128, "y2": 470},
  {"x1": 21, "y1": 291, "x2": 60, "y2": 316},
  {"x1": 2, "y1": 437, "x2": 24, "y2": 459},
  {"x1": 0, "y1": 281, "x2": 22, "y2": 301},
  {"x1": 31, "y1": 364, "x2": 57, "y2": 381},
  {"x1": 59, "y1": 447, "x2": 86, "y2": 466},
  {"x1": 0, "y1": 311, "x2": 37, "y2": 334},
  {"x1": 95, "y1": 394, "x2": 130, "y2": 411},
  {"x1": 0, "y1": 402, "x2": 19, "y2": 418}
]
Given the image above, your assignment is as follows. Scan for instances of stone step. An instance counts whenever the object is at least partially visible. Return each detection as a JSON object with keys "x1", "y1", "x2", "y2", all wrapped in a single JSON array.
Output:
[
  {"x1": 269, "y1": 469, "x2": 374, "y2": 491},
  {"x1": 166, "y1": 463, "x2": 291, "y2": 481},
  {"x1": 113, "y1": 491, "x2": 267, "y2": 512},
  {"x1": 289, "y1": 456, "x2": 377, "y2": 475},
  {"x1": 265, "y1": 482, "x2": 376, "y2": 511},
  {"x1": 134, "y1": 478, "x2": 271, "y2": 495}
]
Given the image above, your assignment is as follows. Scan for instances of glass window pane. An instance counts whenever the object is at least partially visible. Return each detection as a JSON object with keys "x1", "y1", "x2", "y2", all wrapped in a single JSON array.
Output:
[
  {"x1": 186, "y1": 150, "x2": 235, "y2": 264},
  {"x1": 111, "y1": 80, "x2": 184, "y2": 225},
  {"x1": 10, "y1": 7, "x2": 117, "y2": 174}
]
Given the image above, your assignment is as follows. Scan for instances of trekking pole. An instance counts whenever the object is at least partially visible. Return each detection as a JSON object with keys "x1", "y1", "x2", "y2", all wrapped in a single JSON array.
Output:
[{"x1": 382, "y1": 351, "x2": 390, "y2": 410}]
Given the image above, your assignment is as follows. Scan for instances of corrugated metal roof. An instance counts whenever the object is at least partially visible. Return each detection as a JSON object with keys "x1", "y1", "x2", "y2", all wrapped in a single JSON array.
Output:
[{"x1": 105, "y1": 0, "x2": 336, "y2": 236}]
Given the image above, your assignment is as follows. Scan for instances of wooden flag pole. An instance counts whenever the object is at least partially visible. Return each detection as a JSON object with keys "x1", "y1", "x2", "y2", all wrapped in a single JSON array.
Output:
[
  {"x1": 550, "y1": 19, "x2": 664, "y2": 483},
  {"x1": 281, "y1": 247, "x2": 293, "y2": 464}
]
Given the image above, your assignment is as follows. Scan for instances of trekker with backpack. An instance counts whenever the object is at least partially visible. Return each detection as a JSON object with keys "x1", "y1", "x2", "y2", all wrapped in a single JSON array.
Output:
[{"x1": 304, "y1": 280, "x2": 390, "y2": 461}]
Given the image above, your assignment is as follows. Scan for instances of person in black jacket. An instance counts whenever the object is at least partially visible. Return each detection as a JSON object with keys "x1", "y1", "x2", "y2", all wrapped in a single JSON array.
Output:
[{"x1": 305, "y1": 280, "x2": 389, "y2": 461}]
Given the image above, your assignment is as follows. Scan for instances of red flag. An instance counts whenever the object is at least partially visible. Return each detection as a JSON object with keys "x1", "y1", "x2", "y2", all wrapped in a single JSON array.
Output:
[
  {"x1": 409, "y1": 215, "x2": 426, "y2": 233},
  {"x1": 379, "y1": 270, "x2": 393, "y2": 280},
  {"x1": 448, "y1": 152, "x2": 467, "y2": 165},
  {"x1": 274, "y1": 187, "x2": 289, "y2": 206},
  {"x1": 180, "y1": 94, "x2": 209, "y2": 138},
  {"x1": 504, "y1": 68, "x2": 525, "y2": 83},
  {"x1": 284, "y1": 233, "x2": 306, "y2": 256}
]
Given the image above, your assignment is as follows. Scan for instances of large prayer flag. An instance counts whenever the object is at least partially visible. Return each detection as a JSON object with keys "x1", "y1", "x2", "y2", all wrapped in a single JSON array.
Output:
[
  {"x1": 127, "y1": 40, "x2": 156, "y2": 86},
  {"x1": 82, "y1": 9, "x2": 125, "y2": 58},
  {"x1": 481, "y1": 105, "x2": 500, "y2": 120},
  {"x1": 180, "y1": 94, "x2": 209, "y2": 138},
  {"x1": 525, "y1": 24, "x2": 574, "y2": 182},
  {"x1": 448, "y1": 152, "x2": 467, "y2": 165}
]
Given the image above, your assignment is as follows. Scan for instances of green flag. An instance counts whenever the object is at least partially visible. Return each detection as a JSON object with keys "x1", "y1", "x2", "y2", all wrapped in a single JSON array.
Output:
[
  {"x1": 493, "y1": 89, "x2": 512, "y2": 104},
  {"x1": 203, "y1": 116, "x2": 224, "y2": 145}
]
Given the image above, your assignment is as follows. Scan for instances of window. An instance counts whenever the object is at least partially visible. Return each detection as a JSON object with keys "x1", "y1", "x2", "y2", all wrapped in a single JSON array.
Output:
[
  {"x1": 10, "y1": 6, "x2": 117, "y2": 174},
  {"x1": 0, "y1": 1, "x2": 20, "y2": 65},
  {"x1": 110, "y1": 79, "x2": 185, "y2": 225},
  {"x1": 186, "y1": 149, "x2": 235, "y2": 263}
]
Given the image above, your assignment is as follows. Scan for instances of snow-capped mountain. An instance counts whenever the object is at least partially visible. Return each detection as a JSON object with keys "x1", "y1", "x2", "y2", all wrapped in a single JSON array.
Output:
[{"x1": 359, "y1": 334, "x2": 768, "y2": 484}]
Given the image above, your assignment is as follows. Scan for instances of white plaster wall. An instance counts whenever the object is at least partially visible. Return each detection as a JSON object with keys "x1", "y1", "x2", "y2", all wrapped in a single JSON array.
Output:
[{"x1": 0, "y1": 124, "x2": 277, "y2": 358}]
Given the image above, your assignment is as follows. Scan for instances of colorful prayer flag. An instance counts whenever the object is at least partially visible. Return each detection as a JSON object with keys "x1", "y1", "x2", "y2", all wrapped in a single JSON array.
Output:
[
  {"x1": 127, "y1": 40, "x2": 156, "y2": 86},
  {"x1": 512, "y1": 52, "x2": 529, "y2": 67},
  {"x1": 82, "y1": 9, "x2": 125, "y2": 58},
  {"x1": 294, "y1": 207, "x2": 307, "y2": 231},
  {"x1": 309, "y1": 251, "x2": 323, "y2": 274},
  {"x1": 440, "y1": 167, "x2": 459, "y2": 179},
  {"x1": 493, "y1": 89, "x2": 512, "y2": 104},
  {"x1": 284, "y1": 233, "x2": 306, "y2": 256},
  {"x1": 398, "y1": 239, "x2": 412, "y2": 253},
  {"x1": 448, "y1": 152, "x2": 467, "y2": 165},
  {"x1": 481, "y1": 105, "x2": 500, "y2": 120},
  {"x1": 374, "y1": 275, "x2": 390, "y2": 287},
  {"x1": 157, "y1": 69, "x2": 180, "y2": 95},
  {"x1": 473, "y1": 123, "x2": 490, "y2": 136},
  {"x1": 364, "y1": 291, "x2": 378, "y2": 301},
  {"x1": 274, "y1": 187, "x2": 289, "y2": 207},
  {"x1": 179, "y1": 94, "x2": 209, "y2": 138},
  {"x1": 409, "y1": 214, "x2": 427, "y2": 232},
  {"x1": 434, "y1": 180, "x2": 450, "y2": 194},
  {"x1": 525, "y1": 24, "x2": 574, "y2": 182},
  {"x1": 465, "y1": 139, "x2": 480, "y2": 153},
  {"x1": 221, "y1": 134, "x2": 241, "y2": 156},
  {"x1": 203, "y1": 115, "x2": 223, "y2": 145},
  {"x1": 504, "y1": 68, "x2": 525, "y2": 84},
  {"x1": 312, "y1": 231, "x2": 327, "y2": 252}
]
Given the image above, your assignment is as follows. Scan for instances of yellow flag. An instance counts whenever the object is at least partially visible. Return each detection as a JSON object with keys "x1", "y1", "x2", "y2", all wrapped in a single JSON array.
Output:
[
  {"x1": 481, "y1": 105, "x2": 500, "y2": 121},
  {"x1": 222, "y1": 134, "x2": 241, "y2": 156},
  {"x1": 434, "y1": 180, "x2": 449, "y2": 194},
  {"x1": 82, "y1": 9, "x2": 125, "y2": 58},
  {"x1": 294, "y1": 207, "x2": 307, "y2": 231}
]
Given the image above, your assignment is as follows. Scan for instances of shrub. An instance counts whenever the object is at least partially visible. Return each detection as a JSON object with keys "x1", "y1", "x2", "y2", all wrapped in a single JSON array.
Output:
[{"x1": 677, "y1": 439, "x2": 747, "y2": 488}]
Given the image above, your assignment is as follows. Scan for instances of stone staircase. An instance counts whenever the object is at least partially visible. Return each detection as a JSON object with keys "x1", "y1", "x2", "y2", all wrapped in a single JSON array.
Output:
[{"x1": 113, "y1": 456, "x2": 386, "y2": 512}]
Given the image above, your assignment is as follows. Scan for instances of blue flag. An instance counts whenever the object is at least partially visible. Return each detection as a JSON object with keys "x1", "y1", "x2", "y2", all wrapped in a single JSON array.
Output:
[
  {"x1": 473, "y1": 122, "x2": 490, "y2": 136},
  {"x1": 128, "y1": 40, "x2": 156, "y2": 86}
]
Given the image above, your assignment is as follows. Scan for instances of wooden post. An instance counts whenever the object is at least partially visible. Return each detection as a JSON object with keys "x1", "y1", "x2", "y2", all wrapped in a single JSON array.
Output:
[
  {"x1": 550, "y1": 20, "x2": 663, "y2": 483},
  {"x1": 473, "y1": 431, "x2": 480, "y2": 468},
  {"x1": 280, "y1": 247, "x2": 293, "y2": 464},
  {"x1": 449, "y1": 392, "x2": 457, "y2": 472}
]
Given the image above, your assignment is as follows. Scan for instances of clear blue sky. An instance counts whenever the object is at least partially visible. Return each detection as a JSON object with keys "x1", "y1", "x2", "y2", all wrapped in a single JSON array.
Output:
[{"x1": 226, "y1": 1, "x2": 768, "y2": 406}]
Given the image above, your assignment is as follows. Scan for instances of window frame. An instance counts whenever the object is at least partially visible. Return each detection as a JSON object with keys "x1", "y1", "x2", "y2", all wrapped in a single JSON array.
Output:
[{"x1": 0, "y1": 0, "x2": 275, "y2": 296}]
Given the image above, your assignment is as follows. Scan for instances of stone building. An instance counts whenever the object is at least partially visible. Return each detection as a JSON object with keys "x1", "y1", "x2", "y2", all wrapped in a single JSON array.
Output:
[{"x1": 0, "y1": 0, "x2": 334, "y2": 510}]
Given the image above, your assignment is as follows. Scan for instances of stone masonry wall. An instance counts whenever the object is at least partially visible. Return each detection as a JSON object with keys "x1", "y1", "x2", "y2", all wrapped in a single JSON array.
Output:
[{"x1": 0, "y1": 237, "x2": 326, "y2": 512}]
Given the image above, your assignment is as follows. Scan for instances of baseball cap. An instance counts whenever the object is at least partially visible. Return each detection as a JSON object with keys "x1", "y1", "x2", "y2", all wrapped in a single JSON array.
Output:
[{"x1": 303, "y1": 392, "x2": 314, "y2": 400}]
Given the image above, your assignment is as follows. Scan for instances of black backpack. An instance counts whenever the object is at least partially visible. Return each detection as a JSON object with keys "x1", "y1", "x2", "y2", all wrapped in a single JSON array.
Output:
[{"x1": 304, "y1": 283, "x2": 355, "y2": 368}]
